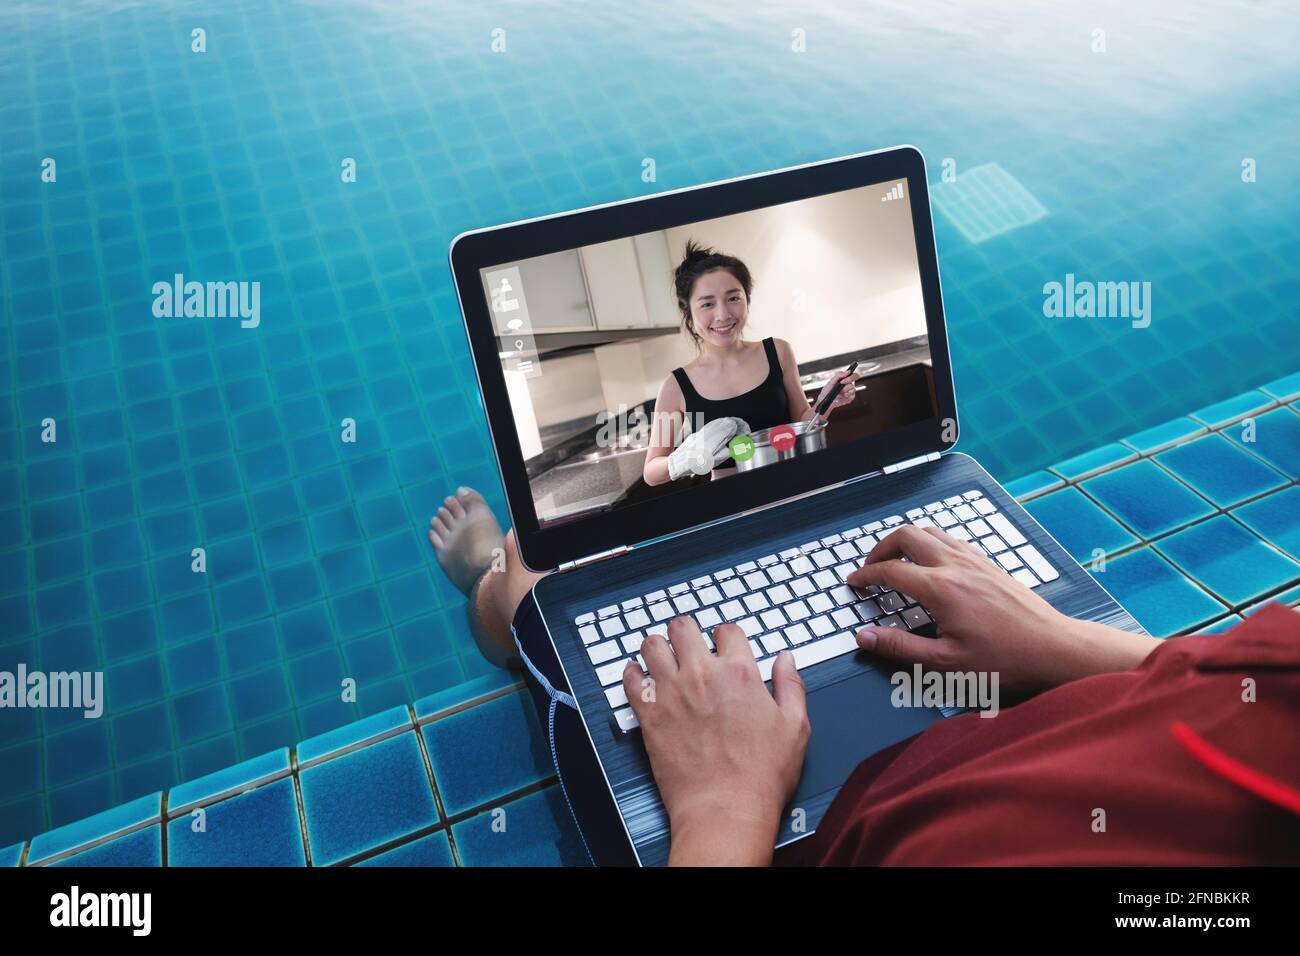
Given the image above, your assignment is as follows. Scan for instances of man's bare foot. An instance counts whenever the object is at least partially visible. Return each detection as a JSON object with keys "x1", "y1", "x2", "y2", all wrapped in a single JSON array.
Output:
[{"x1": 429, "y1": 487, "x2": 507, "y2": 596}]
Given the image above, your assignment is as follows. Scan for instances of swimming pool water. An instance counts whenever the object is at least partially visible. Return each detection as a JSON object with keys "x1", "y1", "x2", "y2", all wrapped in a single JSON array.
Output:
[{"x1": 1, "y1": 0, "x2": 1297, "y2": 845}]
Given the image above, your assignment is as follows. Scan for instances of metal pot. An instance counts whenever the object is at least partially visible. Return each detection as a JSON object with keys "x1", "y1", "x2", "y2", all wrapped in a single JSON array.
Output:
[{"x1": 733, "y1": 418, "x2": 827, "y2": 472}]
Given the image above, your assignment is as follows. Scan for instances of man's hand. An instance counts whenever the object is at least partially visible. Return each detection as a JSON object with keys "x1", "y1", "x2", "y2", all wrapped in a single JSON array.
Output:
[
  {"x1": 622, "y1": 616, "x2": 810, "y2": 866},
  {"x1": 850, "y1": 525, "x2": 1161, "y2": 695}
]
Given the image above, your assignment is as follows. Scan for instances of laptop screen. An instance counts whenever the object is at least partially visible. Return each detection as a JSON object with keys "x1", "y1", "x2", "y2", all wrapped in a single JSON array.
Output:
[{"x1": 475, "y1": 177, "x2": 940, "y2": 530}]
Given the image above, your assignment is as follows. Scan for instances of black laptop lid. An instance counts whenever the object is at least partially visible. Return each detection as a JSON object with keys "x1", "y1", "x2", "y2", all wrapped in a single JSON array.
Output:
[{"x1": 450, "y1": 146, "x2": 957, "y2": 572}]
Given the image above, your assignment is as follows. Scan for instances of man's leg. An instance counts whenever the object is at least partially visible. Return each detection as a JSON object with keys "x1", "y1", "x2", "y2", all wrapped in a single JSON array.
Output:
[{"x1": 429, "y1": 487, "x2": 544, "y2": 668}]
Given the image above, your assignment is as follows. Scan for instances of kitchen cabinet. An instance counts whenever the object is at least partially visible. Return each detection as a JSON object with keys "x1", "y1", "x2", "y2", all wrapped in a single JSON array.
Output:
[
  {"x1": 510, "y1": 249, "x2": 596, "y2": 333},
  {"x1": 580, "y1": 239, "x2": 652, "y2": 330}
]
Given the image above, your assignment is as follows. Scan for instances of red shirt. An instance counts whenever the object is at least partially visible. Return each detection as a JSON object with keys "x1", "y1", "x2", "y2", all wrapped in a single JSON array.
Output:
[{"x1": 779, "y1": 602, "x2": 1300, "y2": 866}]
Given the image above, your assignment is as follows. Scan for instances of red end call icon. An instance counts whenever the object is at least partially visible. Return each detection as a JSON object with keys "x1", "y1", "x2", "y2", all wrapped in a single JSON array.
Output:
[{"x1": 770, "y1": 424, "x2": 797, "y2": 453}]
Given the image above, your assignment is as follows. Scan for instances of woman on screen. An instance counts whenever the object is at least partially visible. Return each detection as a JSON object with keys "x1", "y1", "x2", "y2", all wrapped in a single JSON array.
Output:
[{"x1": 642, "y1": 241, "x2": 858, "y2": 485}]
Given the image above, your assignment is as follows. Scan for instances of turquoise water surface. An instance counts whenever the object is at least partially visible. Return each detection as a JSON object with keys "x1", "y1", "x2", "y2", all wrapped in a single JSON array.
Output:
[{"x1": 1, "y1": 0, "x2": 1297, "y2": 846}]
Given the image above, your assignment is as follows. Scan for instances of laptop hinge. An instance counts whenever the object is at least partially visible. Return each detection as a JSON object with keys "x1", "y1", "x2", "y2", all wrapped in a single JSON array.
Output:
[
  {"x1": 883, "y1": 451, "x2": 940, "y2": 474},
  {"x1": 558, "y1": 545, "x2": 631, "y2": 573}
]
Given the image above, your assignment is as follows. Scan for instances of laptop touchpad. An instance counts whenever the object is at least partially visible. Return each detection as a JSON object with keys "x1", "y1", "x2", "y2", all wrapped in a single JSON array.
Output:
[{"x1": 793, "y1": 666, "x2": 943, "y2": 804}]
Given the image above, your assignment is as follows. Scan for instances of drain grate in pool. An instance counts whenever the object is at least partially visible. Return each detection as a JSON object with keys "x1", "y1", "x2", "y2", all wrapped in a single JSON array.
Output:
[{"x1": 932, "y1": 162, "x2": 1048, "y2": 244}]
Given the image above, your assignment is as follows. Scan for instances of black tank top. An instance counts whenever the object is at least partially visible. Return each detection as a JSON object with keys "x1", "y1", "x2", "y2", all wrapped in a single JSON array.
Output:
[{"x1": 671, "y1": 337, "x2": 791, "y2": 469}]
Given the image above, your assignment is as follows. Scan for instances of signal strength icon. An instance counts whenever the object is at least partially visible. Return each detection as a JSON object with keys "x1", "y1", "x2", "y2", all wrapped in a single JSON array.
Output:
[{"x1": 881, "y1": 183, "x2": 905, "y2": 202}]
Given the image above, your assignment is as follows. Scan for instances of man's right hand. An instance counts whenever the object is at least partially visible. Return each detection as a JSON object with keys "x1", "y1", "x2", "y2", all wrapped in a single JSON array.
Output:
[{"x1": 849, "y1": 525, "x2": 1160, "y2": 695}]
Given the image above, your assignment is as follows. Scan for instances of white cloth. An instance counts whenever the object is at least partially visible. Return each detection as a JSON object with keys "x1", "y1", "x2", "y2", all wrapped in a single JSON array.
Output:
[{"x1": 667, "y1": 416, "x2": 749, "y2": 480}]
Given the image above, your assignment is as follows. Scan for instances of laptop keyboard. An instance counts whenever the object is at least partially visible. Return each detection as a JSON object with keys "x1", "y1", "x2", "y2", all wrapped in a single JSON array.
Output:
[{"x1": 571, "y1": 489, "x2": 1060, "y2": 734}]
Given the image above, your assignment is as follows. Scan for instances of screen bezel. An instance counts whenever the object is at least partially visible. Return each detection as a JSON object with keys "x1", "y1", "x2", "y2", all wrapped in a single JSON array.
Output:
[{"x1": 449, "y1": 146, "x2": 958, "y2": 572}]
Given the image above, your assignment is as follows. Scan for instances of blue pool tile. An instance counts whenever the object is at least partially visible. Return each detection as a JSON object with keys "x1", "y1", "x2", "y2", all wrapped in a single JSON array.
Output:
[
  {"x1": 355, "y1": 829, "x2": 454, "y2": 867},
  {"x1": 229, "y1": 665, "x2": 291, "y2": 723},
  {"x1": 277, "y1": 602, "x2": 333, "y2": 656},
  {"x1": 48, "y1": 825, "x2": 161, "y2": 867},
  {"x1": 224, "y1": 618, "x2": 281, "y2": 673},
  {"x1": 452, "y1": 786, "x2": 589, "y2": 867},
  {"x1": 330, "y1": 586, "x2": 385, "y2": 640},
  {"x1": 1155, "y1": 515, "x2": 1300, "y2": 607},
  {"x1": 1120, "y1": 416, "x2": 1206, "y2": 455},
  {"x1": 1091, "y1": 548, "x2": 1227, "y2": 636},
  {"x1": 1260, "y1": 370, "x2": 1300, "y2": 403},
  {"x1": 166, "y1": 636, "x2": 222, "y2": 693},
  {"x1": 298, "y1": 704, "x2": 412, "y2": 765},
  {"x1": 1233, "y1": 486, "x2": 1300, "y2": 561},
  {"x1": 298, "y1": 731, "x2": 438, "y2": 866},
  {"x1": 1225, "y1": 406, "x2": 1300, "y2": 479},
  {"x1": 1024, "y1": 487, "x2": 1138, "y2": 563},
  {"x1": 319, "y1": 545, "x2": 375, "y2": 591},
  {"x1": 1004, "y1": 470, "x2": 1062, "y2": 500},
  {"x1": 260, "y1": 520, "x2": 311, "y2": 567},
  {"x1": 33, "y1": 537, "x2": 85, "y2": 586},
  {"x1": 44, "y1": 723, "x2": 111, "y2": 787},
  {"x1": 181, "y1": 735, "x2": 241, "y2": 782},
  {"x1": 102, "y1": 608, "x2": 160, "y2": 660},
  {"x1": 1047, "y1": 442, "x2": 1135, "y2": 481},
  {"x1": 168, "y1": 747, "x2": 291, "y2": 814},
  {"x1": 1155, "y1": 434, "x2": 1287, "y2": 508},
  {"x1": 1, "y1": 842, "x2": 22, "y2": 867},
  {"x1": 105, "y1": 655, "x2": 165, "y2": 712},
  {"x1": 28, "y1": 790, "x2": 161, "y2": 864},
  {"x1": 1080, "y1": 460, "x2": 1215, "y2": 540},
  {"x1": 112, "y1": 703, "x2": 174, "y2": 765},
  {"x1": 170, "y1": 684, "x2": 234, "y2": 745},
  {"x1": 309, "y1": 506, "x2": 363, "y2": 551},
  {"x1": 421, "y1": 689, "x2": 551, "y2": 817},
  {"x1": 0, "y1": 741, "x2": 40, "y2": 803},
  {"x1": 159, "y1": 591, "x2": 215, "y2": 644},
  {"x1": 168, "y1": 777, "x2": 305, "y2": 867},
  {"x1": 240, "y1": 713, "x2": 300, "y2": 757},
  {"x1": 1190, "y1": 389, "x2": 1275, "y2": 428},
  {"x1": 268, "y1": 561, "x2": 323, "y2": 611},
  {"x1": 92, "y1": 565, "x2": 152, "y2": 615},
  {"x1": 1195, "y1": 615, "x2": 1245, "y2": 634},
  {"x1": 288, "y1": 648, "x2": 347, "y2": 704}
]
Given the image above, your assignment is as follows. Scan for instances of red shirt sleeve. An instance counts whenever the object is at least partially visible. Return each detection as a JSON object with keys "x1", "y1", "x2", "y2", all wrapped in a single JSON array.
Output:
[{"x1": 779, "y1": 602, "x2": 1300, "y2": 866}]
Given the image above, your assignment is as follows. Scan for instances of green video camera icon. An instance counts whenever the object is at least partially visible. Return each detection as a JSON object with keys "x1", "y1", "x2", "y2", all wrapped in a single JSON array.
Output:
[{"x1": 728, "y1": 434, "x2": 756, "y2": 463}]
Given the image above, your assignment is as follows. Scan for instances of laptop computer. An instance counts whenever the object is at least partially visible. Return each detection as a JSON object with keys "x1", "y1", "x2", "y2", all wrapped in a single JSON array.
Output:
[{"x1": 449, "y1": 145, "x2": 1144, "y2": 866}]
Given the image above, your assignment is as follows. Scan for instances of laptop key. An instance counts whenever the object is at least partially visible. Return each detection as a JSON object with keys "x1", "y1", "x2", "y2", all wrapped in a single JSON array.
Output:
[
  {"x1": 646, "y1": 589, "x2": 667, "y2": 602},
  {"x1": 576, "y1": 612, "x2": 596, "y2": 626},
  {"x1": 766, "y1": 583, "x2": 794, "y2": 605},
  {"x1": 760, "y1": 632, "x2": 787, "y2": 655},
  {"x1": 974, "y1": 498, "x2": 996, "y2": 515},
  {"x1": 790, "y1": 631, "x2": 858, "y2": 670},
  {"x1": 720, "y1": 599, "x2": 746, "y2": 621},
  {"x1": 757, "y1": 554, "x2": 779, "y2": 567},
  {"x1": 760, "y1": 608, "x2": 787, "y2": 630},
  {"x1": 649, "y1": 600, "x2": 674, "y2": 622},
  {"x1": 876, "y1": 613, "x2": 905, "y2": 629},
  {"x1": 672, "y1": 592, "x2": 700, "y2": 614},
  {"x1": 829, "y1": 584, "x2": 857, "y2": 606},
  {"x1": 944, "y1": 496, "x2": 964, "y2": 508},
  {"x1": 807, "y1": 592, "x2": 834, "y2": 614},
  {"x1": 901, "y1": 606, "x2": 933, "y2": 632},
  {"x1": 812, "y1": 569, "x2": 838, "y2": 590},
  {"x1": 981, "y1": 534, "x2": 1008, "y2": 555},
  {"x1": 599, "y1": 616, "x2": 625, "y2": 638},
  {"x1": 766, "y1": 563, "x2": 793, "y2": 583},
  {"x1": 877, "y1": 591, "x2": 906, "y2": 613},
  {"x1": 596, "y1": 659, "x2": 632, "y2": 686},
  {"x1": 744, "y1": 570, "x2": 769, "y2": 590},
  {"x1": 606, "y1": 684, "x2": 629, "y2": 709},
  {"x1": 790, "y1": 576, "x2": 816, "y2": 597},
  {"x1": 809, "y1": 615, "x2": 835, "y2": 637},
  {"x1": 987, "y1": 512, "x2": 1027, "y2": 547},
  {"x1": 743, "y1": 592, "x2": 770, "y2": 613},
  {"x1": 624, "y1": 608, "x2": 651, "y2": 629},
  {"x1": 831, "y1": 607, "x2": 858, "y2": 629},
  {"x1": 996, "y1": 551, "x2": 1023, "y2": 571},
  {"x1": 1012, "y1": 568, "x2": 1041, "y2": 589},
  {"x1": 721, "y1": 578, "x2": 746, "y2": 598},
  {"x1": 738, "y1": 617, "x2": 762, "y2": 637},
  {"x1": 1015, "y1": 545, "x2": 1059, "y2": 582},
  {"x1": 784, "y1": 599, "x2": 811, "y2": 621},
  {"x1": 612, "y1": 707, "x2": 639, "y2": 733},
  {"x1": 736, "y1": 561, "x2": 758, "y2": 574},
  {"x1": 696, "y1": 607, "x2": 722, "y2": 629},
  {"x1": 621, "y1": 632, "x2": 645, "y2": 655},
  {"x1": 854, "y1": 598, "x2": 883, "y2": 621},
  {"x1": 578, "y1": 624, "x2": 600, "y2": 645},
  {"x1": 789, "y1": 555, "x2": 815, "y2": 575},
  {"x1": 696, "y1": 585, "x2": 723, "y2": 606},
  {"x1": 953, "y1": 504, "x2": 978, "y2": 522},
  {"x1": 589, "y1": 640, "x2": 623, "y2": 665},
  {"x1": 784, "y1": 622, "x2": 813, "y2": 645}
]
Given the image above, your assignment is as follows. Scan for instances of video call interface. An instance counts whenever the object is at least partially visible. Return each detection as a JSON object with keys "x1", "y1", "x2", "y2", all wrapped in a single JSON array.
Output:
[{"x1": 479, "y1": 179, "x2": 940, "y2": 529}]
